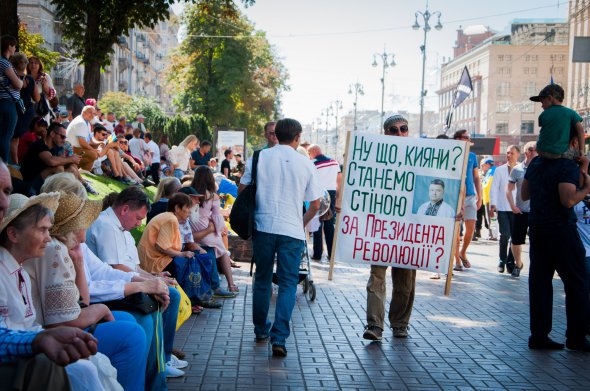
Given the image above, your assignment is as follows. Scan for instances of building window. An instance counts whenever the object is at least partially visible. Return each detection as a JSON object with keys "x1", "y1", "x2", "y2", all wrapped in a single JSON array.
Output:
[
  {"x1": 522, "y1": 102, "x2": 535, "y2": 113},
  {"x1": 530, "y1": 67, "x2": 537, "y2": 75},
  {"x1": 496, "y1": 121, "x2": 509, "y2": 134},
  {"x1": 523, "y1": 67, "x2": 529, "y2": 75},
  {"x1": 496, "y1": 101, "x2": 511, "y2": 113},
  {"x1": 521, "y1": 120, "x2": 534, "y2": 134},
  {"x1": 497, "y1": 82, "x2": 510, "y2": 96},
  {"x1": 556, "y1": 67, "x2": 564, "y2": 75},
  {"x1": 497, "y1": 55, "x2": 504, "y2": 62},
  {"x1": 524, "y1": 81, "x2": 536, "y2": 96},
  {"x1": 505, "y1": 55, "x2": 512, "y2": 61},
  {"x1": 558, "y1": 54, "x2": 565, "y2": 62}
]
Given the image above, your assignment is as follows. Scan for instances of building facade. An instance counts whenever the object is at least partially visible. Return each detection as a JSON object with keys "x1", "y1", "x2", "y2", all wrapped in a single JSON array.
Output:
[
  {"x1": 438, "y1": 20, "x2": 569, "y2": 151},
  {"x1": 567, "y1": 0, "x2": 590, "y2": 132},
  {"x1": 17, "y1": 1, "x2": 178, "y2": 112}
]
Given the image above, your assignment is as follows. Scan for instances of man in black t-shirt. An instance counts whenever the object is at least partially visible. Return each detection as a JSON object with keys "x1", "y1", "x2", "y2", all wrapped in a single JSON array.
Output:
[
  {"x1": 523, "y1": 157, "x2": 590, "y2": 351},
  {"x1": 21, "y1": 122, "x2": 81, "y2": 191},
  {"x1": 221, "y1": 149, "x2": 233, "y2": 178}
]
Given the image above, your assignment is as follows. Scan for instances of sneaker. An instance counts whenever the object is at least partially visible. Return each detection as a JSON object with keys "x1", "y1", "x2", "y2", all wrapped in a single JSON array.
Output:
[
  {"x1": 271, "y1": 344, "x2": 287, "y2": 357},
  {"x1": 120, "y1": 177, "x2": 134, "y2": 185},
  {"x1": 213, "y1": 289, "x2": 236, "y2": 298},
  {"x1": 165, "y1": 362, "x2": 185, "y2": 378},
  {"x1": 142, "y1": 178, "x2": 155, "y2": 187},
  {"x1": 83, "y1": 181, "x2": 99, "y2": 196},
  {"x1": 392, "y1": 326, "x2": 409, "y2": 338},
  {"x1": 255, "y1": 334, "x2": 269, "y2": 343},
  {"x1": 362, "y1": 325, "x2": 383, "y2": 341},
  {"x1": 197, "y1": 299, "x2": 222, "y2": 309},
  {"x1": 168, "y1": 354, "x2": 188, "y2": 369},
  {"x1": 497, "y1": 261, "x2": 505, "y2": 273}
]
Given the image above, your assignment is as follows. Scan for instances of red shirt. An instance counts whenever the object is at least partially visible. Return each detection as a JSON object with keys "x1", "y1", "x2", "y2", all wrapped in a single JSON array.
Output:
[{"x1": 17, "y1": 131, "x2": 39, "y2": 163}]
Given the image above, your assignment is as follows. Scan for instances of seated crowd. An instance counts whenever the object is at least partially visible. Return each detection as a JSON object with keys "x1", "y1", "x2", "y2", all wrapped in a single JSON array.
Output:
[{"x1": 0, "y1": 144, "x2": 244, "y2": 389}]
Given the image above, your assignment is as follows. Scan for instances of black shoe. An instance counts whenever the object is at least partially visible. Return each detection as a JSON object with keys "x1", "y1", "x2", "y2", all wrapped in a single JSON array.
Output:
[
  {"x1": 362, "y1": 325, "x2": 383, "y2": 341},
  {"x1": 528, "y1": 337, "x2": 564, "y2": 350},
  {"x1": 272, "y1": 344, "x2": 287, "y2": 357},
  {"x1": 195, "y1": 299, "x2": 222, "y2": 309},
  {"x1": 566, "y1": 337, "x2": 590, "y2": 352},
  {"x1": 506, "y1": 262, "x2": 515, "y2": 274},
  {"x1": 511, "y1": 265, "x2": 522, "y2": 277},
  {"x1": 497, "y1": 261, "x2": 505, "y2": 273}
]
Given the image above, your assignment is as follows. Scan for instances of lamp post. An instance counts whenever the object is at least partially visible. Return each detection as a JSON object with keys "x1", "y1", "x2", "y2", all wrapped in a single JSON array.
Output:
[
  {"x1": 413, "y1": 2, "x2": 442, "y2": 137},
  {"x1": 331, "y1": 99, "x2": 343, "y2": 158},
  {"x1": 322, "y1": 106, "x2": 333, "y2": 153},
  {"x1": 348, "y1": 83, "x2": 364, "y2": 131},
  {"x1": 372, "y1": 50, "x2": 396, "y2": 130}
]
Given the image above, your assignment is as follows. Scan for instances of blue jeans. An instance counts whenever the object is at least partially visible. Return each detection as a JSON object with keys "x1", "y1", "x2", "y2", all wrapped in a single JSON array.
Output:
[
  {"x1": 162, "y1": 286, "x2": 180, "y2": 361},
  {"x1": 252, "y1": 230, "x2": 303, "y2": 346},
  {"x1": 202, "y1": 246, "x2": 220, "y2": 290},
  {"x1": 94, "y1": 311, "x2": 147, "y2": 391},
  {"x1": 0, "y1": 99, "x2": 17, "y2": 162}
]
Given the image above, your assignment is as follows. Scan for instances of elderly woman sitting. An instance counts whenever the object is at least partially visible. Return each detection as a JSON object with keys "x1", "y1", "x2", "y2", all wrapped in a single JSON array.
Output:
[
  {"x1": 22, "y1": 191, "x2": 149, "y2": 390},
  {"x1": 35, "y1": 173, "x2": 185, "y2": 383},
  {"x1": 0, "y1": 193, "x2": 105, "y2": 390}
]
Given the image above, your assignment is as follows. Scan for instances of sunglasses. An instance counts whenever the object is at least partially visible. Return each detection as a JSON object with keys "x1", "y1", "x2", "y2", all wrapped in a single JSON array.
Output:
[
  {"x1": 458, "y1": 135, "x2": 471, "y2": 140},
  {"x1": 118, "y1": 140, "x2": 128, "y2": 145},
  {"x1": 98, "y1": 132, "x2": 108, "y2": 137},
  {"x1": 386, "y1": 125, "x2": 409, "y2": 134}
]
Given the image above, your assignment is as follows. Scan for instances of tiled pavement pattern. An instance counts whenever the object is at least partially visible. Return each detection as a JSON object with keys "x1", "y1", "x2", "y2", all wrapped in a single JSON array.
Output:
[{"x1": 169, "y1": 239, "x2": 590, "y2": 391}]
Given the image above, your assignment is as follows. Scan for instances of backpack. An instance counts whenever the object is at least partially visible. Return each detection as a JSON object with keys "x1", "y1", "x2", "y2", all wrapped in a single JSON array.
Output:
[{"x1": 229, "y1": 150, "x2": 260, "y2": 240}]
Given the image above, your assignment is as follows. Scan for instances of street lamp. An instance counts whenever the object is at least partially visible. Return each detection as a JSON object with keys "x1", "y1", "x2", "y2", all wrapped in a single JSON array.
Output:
[
  {"x1": 413, "y1": 2, "x2": 442, "y2": 137},
  {"x1": 372, "y1": 50, "x2": 396, "y2": 130},
  {"x1": 348, "y1": 83, "x2": 364, "y2": 131},
  {"x1": 331, "y1": 99, "x2": 343, "y2": 158},
  {"x1": 322, "y1": 106, "x2": 333, "y2": 153}
]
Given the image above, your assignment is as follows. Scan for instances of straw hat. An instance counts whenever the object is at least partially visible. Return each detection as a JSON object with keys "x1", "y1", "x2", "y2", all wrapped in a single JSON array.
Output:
[
  {"x1": 50, "y1": 192, "x2": 103, "y2": 237},
  {"x1": 0, "y1": 193, "x2": 61, "y2": 233}
]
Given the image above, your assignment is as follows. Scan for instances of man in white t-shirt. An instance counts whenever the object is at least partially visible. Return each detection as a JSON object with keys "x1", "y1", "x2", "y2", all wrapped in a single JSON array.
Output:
[
  {"x1": 103, "y1": 112, "x2": 116, "y2": 133},
  {"x1": 144, "y1": 133, "x2": 161, "y2": 185},
  {"x1": 66, "y1": 105, "x2": 98, "y2": 171},
  {"x1": 307, "y1": 144, "x2": 341, "y2": 261},
  {"x1": 128, "y1": 128, "x2": 148, "y2": 162},
  {"x1": 239, "y1": 118, "x2": 323, "y2": 357}
]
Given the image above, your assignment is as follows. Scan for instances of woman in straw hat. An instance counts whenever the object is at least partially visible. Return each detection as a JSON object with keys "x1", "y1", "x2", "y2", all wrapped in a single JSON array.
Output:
[
  {"x1": 40, "y1": 172, "x2": 185, "y2": 382},
  {"x1": 23, "y1": 190, "x2": 148, "y2": 391},
  {"x1": 0, "y1": 192, "x2": 105, "y2": 390}
]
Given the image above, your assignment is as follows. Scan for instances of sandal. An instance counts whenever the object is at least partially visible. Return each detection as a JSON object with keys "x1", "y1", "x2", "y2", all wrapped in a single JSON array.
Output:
[
  {"x1": 459, "y1": 255, "x2": 471, "y2": 268},
  {"x1": 228, "y1": 285, "x2": 239, "y2": 293},
  {"x1": 453, "y1": 265, "x2": 464, "y2": 272},
  {"x1": 430, "y1": 273, "x2": 441, "y2": 280},
  {"x1": 191, "y1": 305, "x2": 204, "y2": 314},
  {"x1": 230, "y1": 262, "x2": 242, "y2": 268}
]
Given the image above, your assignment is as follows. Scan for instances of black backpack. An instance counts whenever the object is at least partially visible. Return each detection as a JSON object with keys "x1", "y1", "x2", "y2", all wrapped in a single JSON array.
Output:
[{"x1": 229, "y1": 150, "x2": 260, "y2": 240}]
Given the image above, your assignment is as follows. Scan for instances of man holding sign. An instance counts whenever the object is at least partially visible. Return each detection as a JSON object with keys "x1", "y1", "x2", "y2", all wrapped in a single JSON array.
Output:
[{"x1": 363, "y1": 114, "x2": 417, "y2": 340}]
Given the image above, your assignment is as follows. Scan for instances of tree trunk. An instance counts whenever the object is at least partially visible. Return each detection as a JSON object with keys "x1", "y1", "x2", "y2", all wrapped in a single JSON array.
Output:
[
  {"x1": 0, "y1": 0, "x2": 19, "y2": 43},
  {"x1": 82, "y1": 5, "x2": 102, "y2": 98}
]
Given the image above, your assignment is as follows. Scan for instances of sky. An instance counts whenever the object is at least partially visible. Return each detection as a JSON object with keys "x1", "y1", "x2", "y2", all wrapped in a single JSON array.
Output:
[{"x1": 174, "y1": 1, "x2": 568, "y2": 125}]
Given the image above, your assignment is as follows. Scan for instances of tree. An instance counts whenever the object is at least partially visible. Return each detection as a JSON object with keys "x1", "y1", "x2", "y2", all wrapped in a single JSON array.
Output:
[
  {"x1": 18, "y1": 23, "x2": 61, "y2": 69},
  {"x1": 50, "y1": 0, "x2": 254, "y2": 99},
  {"x1": 97, "y1": 91, "x2": 133, "y2": 119},
  {"x1": 98, "y1": 92, "x2": 164, "y2": 121},
  {"x1": 165, "y1": 2, "x2": 288, "y2": 148}
]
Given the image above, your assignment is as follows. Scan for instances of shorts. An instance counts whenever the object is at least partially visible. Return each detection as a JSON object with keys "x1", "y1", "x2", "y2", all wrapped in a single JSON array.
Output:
[
  {"x1": 511, "y1": 212, "x2": 529, "y2": 245},
  {"x1": 463, "y1": 195, "x2": 477, "y2": 221}
]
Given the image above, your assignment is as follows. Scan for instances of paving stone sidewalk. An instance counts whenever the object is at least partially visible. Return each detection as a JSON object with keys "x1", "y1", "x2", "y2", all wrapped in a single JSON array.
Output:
[{"x1": 169, "y1": 239, "x2": 590, "y2": 391}]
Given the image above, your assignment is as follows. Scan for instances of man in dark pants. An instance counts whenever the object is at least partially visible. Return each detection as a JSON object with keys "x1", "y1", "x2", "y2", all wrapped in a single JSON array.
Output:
[{"x1": 523, "y1": 156, "x2": 590, "y2": 351}]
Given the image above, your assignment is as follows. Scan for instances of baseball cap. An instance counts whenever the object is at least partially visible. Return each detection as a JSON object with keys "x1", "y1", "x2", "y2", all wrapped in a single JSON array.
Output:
[
  {"x1": 179, "y1": 186, "x2": 203, "y2": 197},
  {"x1": 482, "y1": 158, "x2": 494, "y2": 165},
  {"x1": 59, "y1": 111, "x2": 68, "y2": 118},
  {"x1": 529, "y1": 84, "x2": 564, "y2": 102},
  {"x1": 136, "y1": 114, "x2": 146, "y2": 119}
]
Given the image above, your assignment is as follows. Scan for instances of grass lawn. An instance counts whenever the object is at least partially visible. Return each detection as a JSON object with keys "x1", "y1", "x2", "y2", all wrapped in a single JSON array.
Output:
[{"x1": 82, "y1": 173, "x2": 156, "y2": 243}]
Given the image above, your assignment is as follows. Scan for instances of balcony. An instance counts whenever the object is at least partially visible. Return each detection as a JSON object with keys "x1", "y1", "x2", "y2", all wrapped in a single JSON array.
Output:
[
  {"x1": 118, "y1": 57, "x2": 129, "y2": 70},
  {"x1": 117, "y1": 36, "x2": 128, "y2": 47},
  {"x1": 136, "y1": 34, "x2": 146, "y2": 43},
  {"x1": 118, "y1": 80, "x2": 128, "y2": 91}
]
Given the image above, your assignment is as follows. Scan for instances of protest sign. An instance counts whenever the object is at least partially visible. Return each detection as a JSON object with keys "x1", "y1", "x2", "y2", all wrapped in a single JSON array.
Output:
[
  {"x1": 331, "y1": 132, "x2": 469, "y2": 282},
  {"x1": 215, "y1": 128, "x2": 246, "y2": 163}
]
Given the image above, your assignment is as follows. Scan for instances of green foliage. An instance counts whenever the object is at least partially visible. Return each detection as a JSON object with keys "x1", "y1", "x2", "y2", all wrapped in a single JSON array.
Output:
[
  {"x1": 165, "y1": 2, "x2": 288, "y2": 147},
  {"x1": 17, "y1": 23, "x2": 61, "y2": 69},
  {"x1": 97, "y1": 92, "x2": 133, "y2": 119},
  {"x1": 50, "y1": 0, "x2": 256, "y2": 97}
]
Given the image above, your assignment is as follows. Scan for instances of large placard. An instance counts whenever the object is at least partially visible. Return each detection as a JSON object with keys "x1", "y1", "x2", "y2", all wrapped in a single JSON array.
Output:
[
  {"x1": 333, "y1": 132, "x2": 469, "y2": 274},
  {"x1": 215, "y1": 128, "x2": 246, "y2": 163}
]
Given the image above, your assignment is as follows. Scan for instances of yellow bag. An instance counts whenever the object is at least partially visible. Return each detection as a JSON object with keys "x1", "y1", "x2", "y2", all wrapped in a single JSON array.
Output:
[{"x1": 175, "y1": 284, "x2": 192, "y2": 331}]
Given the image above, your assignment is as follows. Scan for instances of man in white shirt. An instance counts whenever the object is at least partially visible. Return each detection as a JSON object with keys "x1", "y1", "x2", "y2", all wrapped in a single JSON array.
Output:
[
  {"x1": 128, "y1": 128, "x2": 148, "y2": 163},
  {"x1": 66, "y1": 105, "x2": 98, "y2": 171},
  {"x1": 144, "y1": 133, "x2": 161, "y2": 185},
  {"x1": 239, "y1": 118, "x2": 323, "y2": 357},
  {"x1": 490, "y1": 145, "x2": 520, "y2": 274},
  {"x1": 131, "y1": 114, "x2": 147, "y2": 134},
  {"x1": 307, "y1": 144, "x2": 341, "y2": 261},
  {"x1": 103, "y1": 112, "x2": 116, "y2": 133},
  {"x1": 416, "y1": 179, "x2": 456, "y2": 218},
  {"x1": 85, "y1": 186, "x2": 186, "y2": 376}
]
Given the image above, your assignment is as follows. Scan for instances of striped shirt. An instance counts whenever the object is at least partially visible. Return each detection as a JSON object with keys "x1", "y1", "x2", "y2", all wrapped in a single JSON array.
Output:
[
  {"x1": 313, "y1": 154, "x2": 340, "y2": 191},
  {"x1": 0, "y1": 57, "x2": 20, "y2": 100},
  {"x1": 0, "y1": 327, "x2": 37, "y2": 363}
]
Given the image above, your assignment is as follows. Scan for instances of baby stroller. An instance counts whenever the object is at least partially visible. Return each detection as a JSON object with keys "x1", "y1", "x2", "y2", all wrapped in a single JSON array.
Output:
[{"x1": 269, "y1": 191, "x2": 331, "y2": 302}]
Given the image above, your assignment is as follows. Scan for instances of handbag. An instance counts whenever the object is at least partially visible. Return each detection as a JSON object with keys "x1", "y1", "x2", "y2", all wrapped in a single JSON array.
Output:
[
  {"x1": 173, "y1": 253, "x2": 212, "y2": 302},
  {"x1": 34, "y1": 92, "x2": 50, "y2": 117},
  {"x1": 229, "y1": 150, "x2": 260, "y2": 240},
  {"x1": 0, "y1": 82, "x2": 25, "y2": 115},
  {"x1": 101, "y1": 292, "x2": 158, "y2": 314}
]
